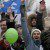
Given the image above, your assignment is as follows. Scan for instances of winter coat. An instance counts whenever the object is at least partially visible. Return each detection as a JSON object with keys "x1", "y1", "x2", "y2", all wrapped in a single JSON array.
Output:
[{"x1": 41, "y1": 29, "x2": 50, "y2": 50}]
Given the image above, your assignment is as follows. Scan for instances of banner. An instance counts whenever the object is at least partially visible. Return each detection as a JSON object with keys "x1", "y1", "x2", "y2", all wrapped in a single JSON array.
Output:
[{"x1": 0, "y1": 0, "x2": 21, "y2": 14}]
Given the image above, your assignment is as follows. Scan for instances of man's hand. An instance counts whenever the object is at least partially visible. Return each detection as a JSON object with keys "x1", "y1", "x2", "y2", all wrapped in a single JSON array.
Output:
[{"x1": 10, "y1": 14, "x2": 14, "y2": 22}]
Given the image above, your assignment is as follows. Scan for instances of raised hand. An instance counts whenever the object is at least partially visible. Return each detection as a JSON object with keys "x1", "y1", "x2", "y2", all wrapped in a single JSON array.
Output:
[{"x1": 20, "y1": 0, "x2": 26, "y2": 17}]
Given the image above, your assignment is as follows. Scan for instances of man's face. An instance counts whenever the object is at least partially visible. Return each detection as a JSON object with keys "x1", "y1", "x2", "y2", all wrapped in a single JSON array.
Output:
[
  {"x1": 31, "y1": 19, "x2": 36, "y2": 26},
  {"x1": 32, "y1": 31, "x2": 41, "y2": 40},
  {"x1": 40, "y1": 2, "x2": 46, "y2": 11},
  {"x1": 1, "y1": 20, "x2": 7, "y2": 32}
]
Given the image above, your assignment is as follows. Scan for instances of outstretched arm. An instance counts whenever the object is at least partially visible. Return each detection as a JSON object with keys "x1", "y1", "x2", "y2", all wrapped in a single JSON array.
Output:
[{"x1": 20, "y1": 1, "x2": 32, "y2": 47}]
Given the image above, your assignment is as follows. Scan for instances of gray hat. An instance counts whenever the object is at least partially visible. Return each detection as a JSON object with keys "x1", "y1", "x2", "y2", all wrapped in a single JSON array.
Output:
[{"x1": 31, "y1": 29, "x2": 41, "y2": 37}]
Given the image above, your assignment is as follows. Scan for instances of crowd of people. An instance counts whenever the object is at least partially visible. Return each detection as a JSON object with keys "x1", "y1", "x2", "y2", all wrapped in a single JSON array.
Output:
[{"x1": 0, "y1": 0, "x2": 50, "y2": 50}]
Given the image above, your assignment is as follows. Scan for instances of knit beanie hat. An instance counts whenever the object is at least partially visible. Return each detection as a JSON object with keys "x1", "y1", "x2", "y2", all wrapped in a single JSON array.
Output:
[{"x1": 31, "y1": 29, "x2": 41, "y2": 37}]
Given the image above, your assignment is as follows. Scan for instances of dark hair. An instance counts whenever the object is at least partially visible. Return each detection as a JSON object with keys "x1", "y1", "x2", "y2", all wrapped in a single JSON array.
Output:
[
  {"x1": 5, "y1": 14, "x2": 10, "y2": 19},
  {"x1": 20, "y1": 4, "x2": 25, "y2": 10},
  {"x1": 1, "y1": 18, "x2": 6, "y2": 22},
  {"x1": 5, "y1": 11, "x2": 14, "y2": 20},
  {"x1": 17, "y1": 24, "x2": 22, "y2": 28},
  {"x1": 1, "y1": 12, "x2": 5, "y2": 17},
  {"x1": 1, "y1": 12, "x2": 6, "y2": 19},
  {"x1": 40, "y1": 1, "x2": 45, "y2": 4},
  {"x1": 27, "y1": 14, "x2": 37, "y2": 26}
]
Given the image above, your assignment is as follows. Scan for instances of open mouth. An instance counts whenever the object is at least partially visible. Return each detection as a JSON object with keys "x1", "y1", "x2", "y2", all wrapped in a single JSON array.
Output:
[
  {"x1": 35, "y1": 38, "x2": 38, "y2": 39},
  {"x1": 34, "y1": 37, "x2": 39, "y2": 39}
]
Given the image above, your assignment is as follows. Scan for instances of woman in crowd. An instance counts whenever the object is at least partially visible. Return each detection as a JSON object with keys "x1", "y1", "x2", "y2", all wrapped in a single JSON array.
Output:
[
  {"x1": 27, "y1": 14, "x2": 37, "y2": 32},
  {"x1": 20, "y1": 1, "x2": 42, "y2": 50}
]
